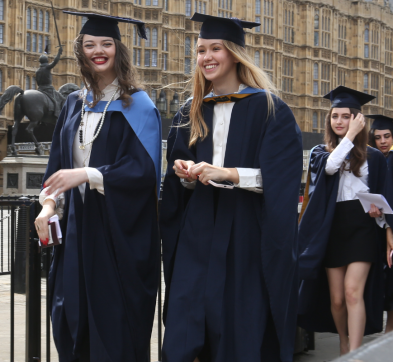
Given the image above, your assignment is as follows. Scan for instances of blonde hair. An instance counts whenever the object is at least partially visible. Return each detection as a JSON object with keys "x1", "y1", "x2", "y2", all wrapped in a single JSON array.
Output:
[{"x1": 185, "y1": 39, "x2": 278, "y2": 147}]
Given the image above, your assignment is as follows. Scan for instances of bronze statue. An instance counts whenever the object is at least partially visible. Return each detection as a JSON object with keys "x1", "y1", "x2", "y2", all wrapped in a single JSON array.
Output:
[{"x1": 0, "y1": 3, "x2": 79, "y2": 156}]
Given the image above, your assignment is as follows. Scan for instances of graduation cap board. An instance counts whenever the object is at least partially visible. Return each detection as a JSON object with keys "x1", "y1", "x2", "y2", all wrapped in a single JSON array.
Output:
[
  {"x1": 323, "y1": 86, "x2": 375, "y2": 110},
  {"x1": 190, "y1": 13, "x2": 260, "y2": 47},
  {"x1": 366, "y1": 114, "x2": 393, "y2": 130},
  {"x1": 63, "y1": 11, "x2": 147, "y2": 41}
]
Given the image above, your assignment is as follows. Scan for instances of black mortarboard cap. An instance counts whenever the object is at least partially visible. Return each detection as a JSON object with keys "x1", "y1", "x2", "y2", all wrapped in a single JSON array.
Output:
[
  {"x1": 323, "y1": 86, "x2": 375, "y2": 110},
  {"x1": 366, "y1": 114, "x2": 393, "y2": 130},
  {"x1": 190, "y1": 13, "x2": 260, "y2": 48},
  {"x1": 63, "y1": 11, "x2": 147, "y2": 41}
]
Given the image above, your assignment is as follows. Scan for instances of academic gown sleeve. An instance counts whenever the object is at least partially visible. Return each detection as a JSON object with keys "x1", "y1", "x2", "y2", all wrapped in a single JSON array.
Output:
[
  {"x1": 298, "y1": 145, "x2": 340, "y2": 280},
  {"x1": 159, "y1": 106, "x2": 196, "y2": 321}
]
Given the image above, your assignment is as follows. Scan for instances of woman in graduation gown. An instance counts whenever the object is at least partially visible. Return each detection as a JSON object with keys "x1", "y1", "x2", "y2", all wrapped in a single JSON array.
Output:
[
  {"x1": 34, "y1": 12, "x2": 161, "y2": 362},
  {"x1": 370, "y1": 114, "x2": 393, "y2": 333},
  {"x1": 298, "y1": 87, "x2": 387, "y2": 355},
  {"x1": 160, "y1": 13, "x2": 303, "y2": 362}
]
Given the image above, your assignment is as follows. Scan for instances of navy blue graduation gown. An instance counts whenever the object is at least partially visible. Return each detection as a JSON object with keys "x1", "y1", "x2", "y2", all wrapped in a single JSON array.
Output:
[
  {"x1": 383, "y1": 152, "x2": 393, "y2": 311},
  {"x1": 160, "y1": 92, "x2": 303, "y2": 362},
  {"x1": 298, "y1": 145, "x2": 386, "y2": 334},
  {"x1": 44, "y1": 91, "x2": 161, "y2": 362}
]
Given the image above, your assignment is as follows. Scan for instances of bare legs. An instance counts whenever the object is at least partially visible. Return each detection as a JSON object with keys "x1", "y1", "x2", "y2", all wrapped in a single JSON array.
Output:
[
  {"x1": 386, "y1": 311, "x2": 393, "y2": 333},
  {"x1": 326, "y1": 266, "x2": 349, "y2": 355},
  {"x1": 326, "y1": 261, "x2": 371, "y2": 355}
]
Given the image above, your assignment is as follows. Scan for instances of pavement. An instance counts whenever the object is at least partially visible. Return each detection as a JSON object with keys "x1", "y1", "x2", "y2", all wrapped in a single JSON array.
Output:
[{"x1": 0, "y1": 271, "x2": 388, "y2": 362}]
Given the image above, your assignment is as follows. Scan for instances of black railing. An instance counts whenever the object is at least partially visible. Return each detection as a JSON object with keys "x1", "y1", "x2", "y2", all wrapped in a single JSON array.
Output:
[{"x1": 2, "y1": 196, "x2": 163, "y2": 362}]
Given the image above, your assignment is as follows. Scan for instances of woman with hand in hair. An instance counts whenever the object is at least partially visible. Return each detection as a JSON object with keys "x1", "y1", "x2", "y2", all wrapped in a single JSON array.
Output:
[
  {"x1": 34, "y1": 12, "x2": 161, "y2": 362},
  {"x1": 298, "y1": 87, "x2": 387, "y2": 355}
]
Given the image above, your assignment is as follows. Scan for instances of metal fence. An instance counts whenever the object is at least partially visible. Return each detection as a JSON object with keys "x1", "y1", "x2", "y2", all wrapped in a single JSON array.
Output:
[{"x1": 1, "y1": 196, "x2": 163, "y2": 362}]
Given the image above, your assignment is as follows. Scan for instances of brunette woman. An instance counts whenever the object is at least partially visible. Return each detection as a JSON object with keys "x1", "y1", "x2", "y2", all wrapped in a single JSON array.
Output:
[
  {"x1": 298, "y1": 86, "x2": 387, "y2": 355},
  {"x1": 34, "y1": 12, "x2": 161, "y2": 362},
  {"x1": 160, "y1": 13, "x2": 303, "y2": 362}
]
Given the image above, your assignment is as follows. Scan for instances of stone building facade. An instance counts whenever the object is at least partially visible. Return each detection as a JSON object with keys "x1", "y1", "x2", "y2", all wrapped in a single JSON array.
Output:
[{"x1": 0, "y1": 0, "x2": 393, "y2": 168}]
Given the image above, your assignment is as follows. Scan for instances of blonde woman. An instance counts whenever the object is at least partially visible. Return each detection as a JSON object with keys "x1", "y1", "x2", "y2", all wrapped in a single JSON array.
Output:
[{"x1": 160, "y1": 13, "x2": 303, "y2": 362}]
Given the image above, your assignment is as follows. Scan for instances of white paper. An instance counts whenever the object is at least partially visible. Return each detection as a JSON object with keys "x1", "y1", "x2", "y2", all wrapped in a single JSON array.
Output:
[{"x1": 355, "y1": 193, "x2": 393, "y2": 214}]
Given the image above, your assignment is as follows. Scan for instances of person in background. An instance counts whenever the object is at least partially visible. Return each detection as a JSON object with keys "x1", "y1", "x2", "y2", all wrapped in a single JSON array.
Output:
[
  {"x1": 369, "y1": 115, "x2": 393, "y2": 333},
  {"x1": 160, "y1": 12, "x2": 303, "y2": 362},
  {"x1": 34, "y1": 12, "x2": 161, "y2": 362},
  {"x1": 298, "y1": 86, "x2": 387, "y2": 355}
]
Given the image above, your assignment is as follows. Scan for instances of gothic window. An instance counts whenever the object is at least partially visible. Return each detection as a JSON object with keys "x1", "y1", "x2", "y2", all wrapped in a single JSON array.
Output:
[
  {"x1": 256, "y1": 0, "x2": 261, "y2": 15},
  {"x1": 164, "y1": 0, "x2": 168, "y2": 11},
  {"x1": 370, "y1": 24, "x2": 380, "y2": 60},
  {"x1": 312, "y1": 112, "x2": 318, "y2": 132},
  {"x1": 313, "y1": 63, "x2": 318, "y2": 95},
  {"x1": 163, "y1": 32, "x2": 167, "y2": 51},
  {"x1": 321, "y1": 63, "x2": 330, "y2": 95},
  {"x1": 0, "y1": 0, "x2": 3, "y2": 21},
  {"x1": 364, "y1": 73, "x2": 369, "y2": 90},
  {"x1": 152, "y1": 50, "x2": 157, "y2": 67},
  {"x1": 145, "y1": 49, "x2": 150, "y2": 66},
  {"x1": 26, "y1": 75, "x2": 30, "y2": 90},
  {"x1": 153, "y1": 0, "x2": 158, "y2": 5},
  {"x1": 284, "y1": 3, "x2": 295, "y2": 44},
  {"x1": 386, "y1": 34, "x2": 393, "y2": 66},
  {"x1": 385, "y1": 78, "x2": 393, "y2": 109},
  {"x1": 282, "y1": 58, "x2": 293, "y2": 93},
  {"x1": 255, "y1": 51, "x2": 260, "y2": 67},
  {"x1": 338, "y1": 19, "x2": 347, "y2": 56},
  {"x1": 263, "y1": 50, "x2": 273, "y2": 71},
  {"x1": 38, "y1": 35, "x2": 43, "y2": 53},
  {"x1": 163, "y1": 53, "x2": 167, "y2": 70},
  {"x1": 152, "y1": 28, "x2": 158, "y2": 47},
  {"x1": 32, "y1": 33, "x2": 37, "y2": 52},
  {"x1": 218, "y1": 0, "x2": 232, "y2": 17},
  {"x1": 151, "y1": 89, "x2": 157, "y2": 104},
  {"x1": 32, "y1": 77, "x2": 36, "y2": 89},
  {"x1": 82, "y1": 16, "x2": 88, "y2": 28},
  {"x1": 185, "y1": 36, "x2": 191, "y2": 56},
  {"x1": 145, "y1": 28, "x2": 150, "y2": 47},
  {"x1": 146, "y1": 0, "x2": 151, "y2": 6},
  {"x1": 365, "y1": 24, "x2": 369, "y2": 58},
  {"x1": 45, "y1": 11, "x2": 50, "y2": 32},
  {"x1": 45, "y1": 35, "x2": 50, "y2": 53},
  {"x1": 33, "y1": 9, "x2": 37, "y2": 30},
  {"x1": 320, "y1": 9, "x2": 331, "y2": 48},
  {"x1": 255, "y1": 16, "x2": 261, "y2": 33},
  {"x1": 186, "y1": 0, "x2": 191, "y2": 16},
  {"x1": 263, "y1": 0, "x2": 273, "y2": 35},
  {"x1": 185, "y1": 58, "x2": 191, "y2": 74},
  {"x1": 27, "y1": 33, "x2": 31, "y2": 51},
  {"x1": 314, "y1": 10, "x2": 319, "y2": 47},
  {"x1": 39, "y1": 10, "x2": 43, "y2": 31},
  {"x1": 371, "y1": 73, "x2": 379, "y2": 104},
  {"x1": 0, "y1": 24, "x2": 3, "y2": 44},
  {"x1": 27, "y1": 8, "x2": 31, "y2": 29},
  {"x1": 338, "y1": 69, "x2": 346, "y2": 86}
]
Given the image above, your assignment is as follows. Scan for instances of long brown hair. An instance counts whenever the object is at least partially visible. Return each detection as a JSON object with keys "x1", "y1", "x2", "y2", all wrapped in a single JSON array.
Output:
[
  {"x1": 73, "y1": 34, "x2": 142, "y2": 107},
  {"x1": 185, "y1": 39, "x2": 277, "y2": 147},
  {"x1": 324, "y1": 108, "x2": 368, "y2": 177}
]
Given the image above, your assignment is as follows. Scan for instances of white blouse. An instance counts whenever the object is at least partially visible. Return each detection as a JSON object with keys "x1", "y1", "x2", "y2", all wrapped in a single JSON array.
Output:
[
  {"x1": 182, "y1": 84, "x2": 263, "y2": 193},
  {"x1": 40, "y1": 79, "x2": 121, "y2": 214},
  {"x1": 325, "y1": 136, "x2": 386, "y2": 227}
]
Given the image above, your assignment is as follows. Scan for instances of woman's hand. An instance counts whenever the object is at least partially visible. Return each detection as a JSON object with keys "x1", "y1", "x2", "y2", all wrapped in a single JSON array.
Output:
[
  {"x1": 387, "y1": 227, "x2": 393, "y2": 268},
  {"x1": 45, "y1": 168, "x2": 89, "y2": 197},
  {"x1": 188, "y1": 162, "x2": 239, "y2": 185},
  {"x1": 369, "y1": 204, "x2": 382, "y2": 218},
  {"x1": 173, "y1": 160, "x2": 195, "y2": 182},
  {"x1": 346, "y1": 113, "x2": 365, "y2": 142},
  {"x1": 34, "y1": 200, "x2": 56, "y2": 245}
]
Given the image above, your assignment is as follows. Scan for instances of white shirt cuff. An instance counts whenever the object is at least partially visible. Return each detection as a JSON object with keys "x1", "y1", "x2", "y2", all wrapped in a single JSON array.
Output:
[
  {"x1": 234, "y1": 168, "x2": 263, "y2": 194},
  {"x1": 39, "y1": 187, "x2": 65, "y2": 220},
  {"x1": 85, "y1": 167, "x2": 105, "y2": 195},
  {"x1": 325, "y1": 137, "x2": 354, "y2": 175},
  {"x1": 180, "y1": 178, "x2": 197, "y2": 190}
]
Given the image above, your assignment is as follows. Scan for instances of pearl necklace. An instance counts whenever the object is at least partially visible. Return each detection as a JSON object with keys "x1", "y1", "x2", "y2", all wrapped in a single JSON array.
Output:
[{"x1": 79, "y1": 88, "x2": 119, "y2": 150}]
